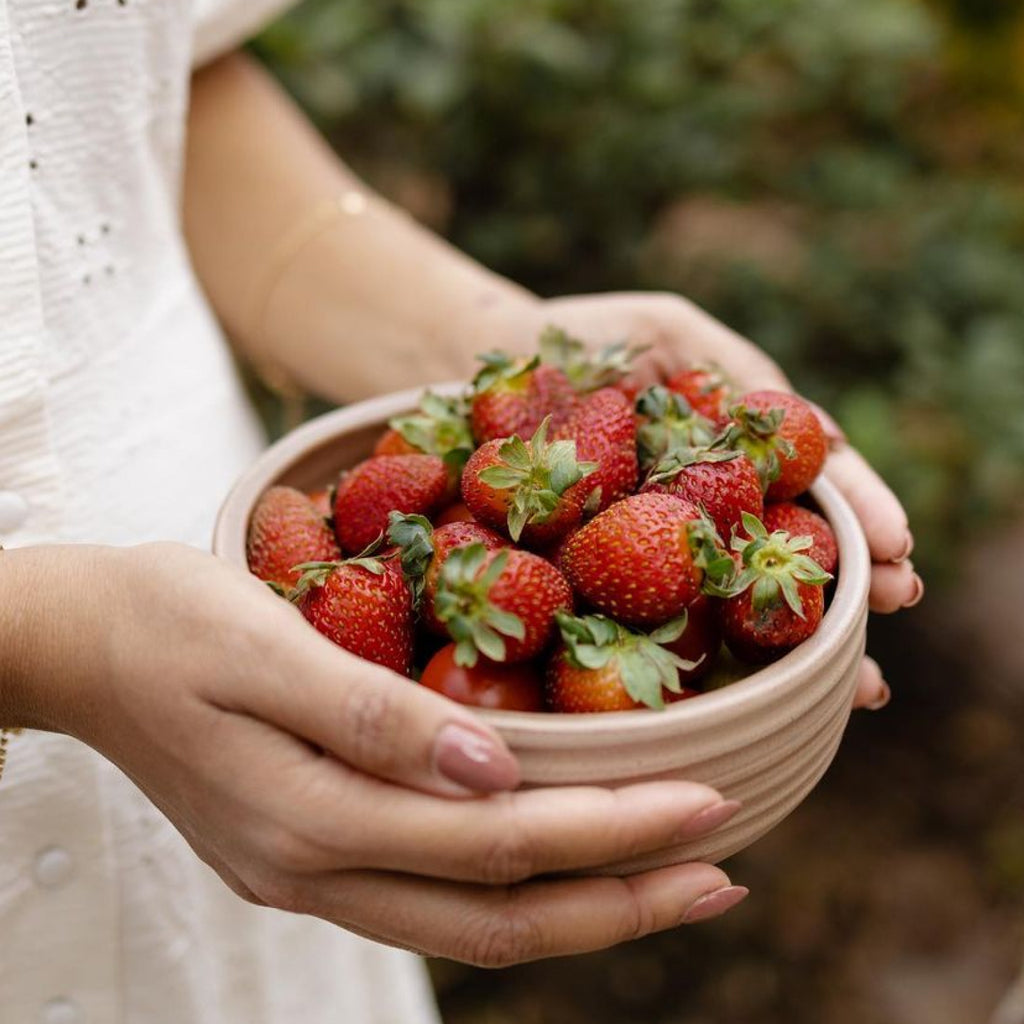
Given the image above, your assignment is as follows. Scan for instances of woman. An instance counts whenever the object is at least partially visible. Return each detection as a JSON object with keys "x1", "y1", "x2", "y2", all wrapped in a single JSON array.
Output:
[{"x1": 0, "y1": 1, "x2": 922, "y2": 1022}]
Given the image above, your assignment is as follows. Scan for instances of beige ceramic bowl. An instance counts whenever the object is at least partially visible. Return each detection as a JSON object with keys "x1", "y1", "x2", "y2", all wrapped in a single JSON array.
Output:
[{"x1": 214, "y1": 384, "x2": 870, "y2": 871}]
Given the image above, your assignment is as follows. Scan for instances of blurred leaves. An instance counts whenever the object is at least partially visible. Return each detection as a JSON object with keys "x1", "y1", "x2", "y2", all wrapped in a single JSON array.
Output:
[{"x1": 254, "y1": 0, "x2": 1024, "y2": 579}]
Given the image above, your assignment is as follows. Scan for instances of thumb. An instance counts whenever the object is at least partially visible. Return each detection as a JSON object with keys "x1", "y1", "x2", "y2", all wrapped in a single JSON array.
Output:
[{"x1": 229, "y1": 614, "x2": 521, "y2": 798}]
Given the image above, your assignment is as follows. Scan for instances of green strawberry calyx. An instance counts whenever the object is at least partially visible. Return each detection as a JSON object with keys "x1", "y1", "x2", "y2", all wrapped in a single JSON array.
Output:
[
  {"x1": 434, "y1": 543, "x2": 526, "y2": 667},
  {"x1": 289, "y1": 537, "x2": 392, "y2": 603},
  {"x1": 647, "y1": 439, "x2": 743, "y2": 486},
  {"x1": 388, "y1": 391, "x2": 474, "y2": 467},
  {"x1": 636, "y1": 385, "x2": 718, "y2": 469},
  {"x1": 554, "y1": 611, "x2": 702, "y2": 711},
  {"x1": 477, "y1": 417, "x2": 597, "y2": 542},
  {"x1": 722, "y1": 403, "x2": 797, "y2": 492},
  {"x1": 726, "y1": 512, "x2": 833, "y2": 618},
  {"x1": 471, "y1": 351, "x2": 540, "y2": 395},
  {"x1": 386, "y1": 511, "x2": 436, "y2": 607},
  {"x1": 538, "y1": 325, "x2": 648, "y2": 392}
]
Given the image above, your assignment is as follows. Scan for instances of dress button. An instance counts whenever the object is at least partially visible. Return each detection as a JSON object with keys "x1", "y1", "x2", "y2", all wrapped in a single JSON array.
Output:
[
  {"x1": 33, "y1": 847, "x2": 74, "y2": 888},
  {"x1": 0, "y1": 490, "x2": 30, "y2": 533},
  {"x1": 39, "y1": 998, "x2": 81, "y2": 1024}
]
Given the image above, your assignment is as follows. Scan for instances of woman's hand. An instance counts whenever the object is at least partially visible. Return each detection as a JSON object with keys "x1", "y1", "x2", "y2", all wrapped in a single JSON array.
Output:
[
  {"x1": 506, "y1": 291, "x2": 921, "y2": 711},
  {"x1": 0, "y1": 542, "x2": 747, "y2": 965}
]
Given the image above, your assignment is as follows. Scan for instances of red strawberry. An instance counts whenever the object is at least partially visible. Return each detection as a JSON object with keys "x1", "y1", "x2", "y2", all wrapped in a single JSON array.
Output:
[
  {"x1": 461, "y1": 419, "x2": 596, "y2": 548},
  {"x1": 560, "y1": 492, "x2": 732, "y2": 628},
  {"x1": 642, "y1": 445, "x2": 764, "y2": 542},
  {"x1": 538, "y1": 326, "x2": 644, "y2": 393},
  {"x1": 666, "y1": 364, "x2": 734, "y2": 423},
  {"x1": 470, "y1": 352, "x2": 577, "y2": 444},
  {"x1": 635, "y1": 386, "x2": 719, "y2": 470},
  {"x1": 435, "y1": 501, "x2": 477, "y2": 526},
  {"x1": 247, "y1": 486, "x2": 340, "y2": 591},
  {"x1": 763, "y1": 502, "x2": 838, "y2": 576},
  {"x1": 555, "y1": 387, "x2": 638, "y2": 512},
  {"x1": 293, "y1": 555, "x2": 414, "y2": 675},
  {"x1": 420, "y1": 644, "x2": 545, "y2": 711},
  {"x1": 374, "y1": 391, "x2": 474, "y2": 461},
  {"x1": 725, "y1": 390, "x2": 828, "y2": 501},
  {"x1": 387, "y1": 512, "x2": 508, "y2": 635},
  {"x1": 663, "y1": 593, "x2": 722, "y2": 686},
  {"x1": 717, "y1": 513, "x2": 832, "y2": 664},
  {"x1": 434, "y1": 543, "x2": 573, "y2": 666},
  {"x1": 332, "y1": 454, "x2": 452, "y2": 554},
  {"x1": 546, "y1": 612, "x2": 703, "y2": 712}
]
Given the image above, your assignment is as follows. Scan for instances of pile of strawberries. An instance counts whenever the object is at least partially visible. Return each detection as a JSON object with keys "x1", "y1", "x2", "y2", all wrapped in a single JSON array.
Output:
[{"x1": 246, "y1": 329, "x2": 838, "y2": 713}]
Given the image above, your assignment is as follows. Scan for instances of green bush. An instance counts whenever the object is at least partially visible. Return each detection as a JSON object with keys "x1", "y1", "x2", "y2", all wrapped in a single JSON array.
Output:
[{"x1": 254, "y1": 0, "x2": 1024, "y2": 579}]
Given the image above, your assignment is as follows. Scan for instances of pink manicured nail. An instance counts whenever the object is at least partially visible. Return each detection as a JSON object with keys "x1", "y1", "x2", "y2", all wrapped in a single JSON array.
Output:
[
  {"x1": 683, "y1": 885, "x2": 750, "y2": 924},
  {"x1": 681, "y1": 799, "x2": 743, "y2": 839},
  {"x1": 903, "y1": 574, "x2": 925, "y2": 609},
  {"x1": 890, "y1": 533, "x2": 915, "y2": 564},
  {"x1": 866, "y1": 682, "x2": 892, "y2": 711},
  {"x1": 434, "y1": 723, "x2": 520, "y2": 793}
]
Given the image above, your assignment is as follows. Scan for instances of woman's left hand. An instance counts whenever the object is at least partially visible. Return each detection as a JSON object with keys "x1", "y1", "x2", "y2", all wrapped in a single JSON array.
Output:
[{"x1": 505, "y1": 291, "x2": 921, "y2": 711}]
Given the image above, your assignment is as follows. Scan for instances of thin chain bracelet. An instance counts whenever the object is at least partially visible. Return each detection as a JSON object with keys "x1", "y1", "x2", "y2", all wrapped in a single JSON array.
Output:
[{"x1": 0, "y1": 543, "x2": 21, "y2": 784}]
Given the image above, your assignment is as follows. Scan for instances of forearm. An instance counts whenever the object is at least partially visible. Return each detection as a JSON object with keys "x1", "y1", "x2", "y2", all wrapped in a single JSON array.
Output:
[{"x1": 184, "y1": 53, "x2": 539, "y2": 402}]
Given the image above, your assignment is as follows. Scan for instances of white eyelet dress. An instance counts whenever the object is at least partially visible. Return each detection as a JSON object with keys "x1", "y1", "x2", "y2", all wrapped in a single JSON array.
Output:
[{"x1": 0, "y1": 2, "x2": 441, "y2": 1022}]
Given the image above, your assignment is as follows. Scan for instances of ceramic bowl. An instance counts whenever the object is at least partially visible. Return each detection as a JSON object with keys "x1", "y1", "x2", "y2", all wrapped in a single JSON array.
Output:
[{"x1": 214, "y1": 384, "x2": 871, "y2": 871}]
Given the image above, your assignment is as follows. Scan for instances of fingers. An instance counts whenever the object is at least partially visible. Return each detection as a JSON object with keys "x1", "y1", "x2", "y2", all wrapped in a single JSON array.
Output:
[
  {"x1": 273, "y1": 765, "x2": 737, "y2": 883},
  {"x1": 870, "y1": 561, "x2": 924, "y2": 613},
  {"x1": 851, "y1": 656, "x2": 891, "y2": 711},
  {"x1": 223, "y1": 616, "x2": 521, "y2": 798},
  {"x1": 823, "y1": 446, "x2": 911, "y2": 564},
  {"x1": 284, "y1": 861, "x2": 746, "y2": 967}
]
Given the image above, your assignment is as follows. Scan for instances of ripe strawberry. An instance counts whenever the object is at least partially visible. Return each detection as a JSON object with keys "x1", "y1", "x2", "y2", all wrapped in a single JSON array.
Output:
[
  {"x1": 717, "y1": 513, "x2": 832, "y2": 664},
  {"x1": 642, "y1": 444, "x2": 764, "y2": 542},
  {"x1": 420, "y1": 644, "x2": 545, "y2": 712},
  {"x1": 546, "y1": 612, "x2": 702, "y2": 712},
  {"x1": 666, "y1": 364, "x2": 734, "y2": 423},
  {"x1": 247, "y1": 486, "x2": 340, "y2": 592},
  {"x1": 332, "y1": 454, "x2": 452, "y2": 554},
  {"x1": 469, "y1": 352, "x2": 577, "y2": 444},
  {"x1": 293, "y1": 555, "x2": 414, "y2": 675},
  {"x1": 434, "y1": 543, "x2": 573, "y2": 666},
  {"x1": 555, "y1": 387, "x2": 638, "y2": 512},
  {"x1": 435, "y1": 501, "x2": 477, "y2": 526},
  {"x1": 725, "y1": 390, "x2": 828, "y2": 501},
  {"x1": 663, "y1": 593, "x2": 722, "y2": 686},
  {"x1": 538, "y1": 326, "x2": 644, "y2": 393},
  {"x1": 763, "y1": 502, "x2": 838, "y2": 576},
  {"x1": 373, "y1": 391, "x2": 474, "y2": 462},
  {"x1": 635, "y1": 386, "x2": 718, "y2": 470},
  {"x1": 387, "y1": 512, "x2": 508, "y2": 635},
  {"x1": 461, "y1": 418, "x2": 597, "y2": 547},
  {"x1": 560, "y1": 492, "x2": 733, "y2": 628}
]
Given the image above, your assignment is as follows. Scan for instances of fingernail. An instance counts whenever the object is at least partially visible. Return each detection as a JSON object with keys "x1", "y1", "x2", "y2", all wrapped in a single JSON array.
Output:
[
  {"x1": 866, "y1": 682, "x2": 891, "y2": 711},
  {"x1": 903, "y1": 574, "x2": 925, "y2": 609},
  {"x1": 890, "y1": 533, "x2": 914, "y2": 564},
  {"x1": 682, "y1": 885, "x2": 750, "y2": 924},
  {"x1": 434, "y1": 723, "x2": 520, "y2": 793},
  {"x1": 681, "y1": 799, "x2": 743, "y2": 839}
]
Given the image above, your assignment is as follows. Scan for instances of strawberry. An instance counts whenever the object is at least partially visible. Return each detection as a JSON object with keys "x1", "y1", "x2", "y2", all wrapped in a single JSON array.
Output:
[
  {"x1": 434, "y1": 543, "x2": 573, "y2": 666},
  {"x1": 716, "y1": 512, "x2": 832, "y2": 664},
  {"x1": 469, "y1": 352, "x2": 576, "y2": 444},
  {"x1": 763, "y1": 502, "x2": 838, "y2": 576},
  {"x1": 293, "y1": 554, "x2": 414, "y2": 675},
  {"x1": 724, "y1": 390, "x2": 828, "y2": 501},
  {"x1": 373, "y1": 391, "x2": 474, "y2": 463},
  {"x1": 663, "y1": 593, "x2": 722, "y2": 686},
  {"x1": 461, "y1": 418, "x2": 597, "y2": 547},
  {"x1": 247, "y1": 486, "x2": 340, "y2": 592},
  {"x1": 642, "y1": 444, "x2": 764, "y2": 542},
  {"x1": 435, "y1": 501, "x2": 477, "y2": 526},
  {"x1": 666, "y1": 364, "x2": 734, "y2": 423},
  {"x1": 421, "y1": 644, "x2": 545, "y2": 712},
  {"x1": 332, "y1": 454, "x2": 452, "y2": 554},
  {"x1": 387, "y1": 512, "x2": 508, "y2": 635},
  {"x1": 635, "y1": 386, "x2": 718, "y2": 470},
  {"x1": 546, "y1": 612, "x2": 702, "y2": 712},
  {"x1": 538, "y1": 326, "x2": 645, "y2": 393},
  {"x1": 555, "y1": 387, "x2": 638, "y2": 512},
  {"x1": 560, "y1": 492, "x2": 732, "y2": 628}
]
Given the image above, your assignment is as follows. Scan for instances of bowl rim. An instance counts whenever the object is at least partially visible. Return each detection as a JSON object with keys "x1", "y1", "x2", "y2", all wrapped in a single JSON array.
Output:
[{"x1": 214, "y1": 382, "x2": 871, "y2": 743}]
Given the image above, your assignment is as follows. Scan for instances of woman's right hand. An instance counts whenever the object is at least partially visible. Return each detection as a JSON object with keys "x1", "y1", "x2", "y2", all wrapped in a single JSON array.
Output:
[{"x1": 0, "y1": 542, "x2": 747, "y2": 965}]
